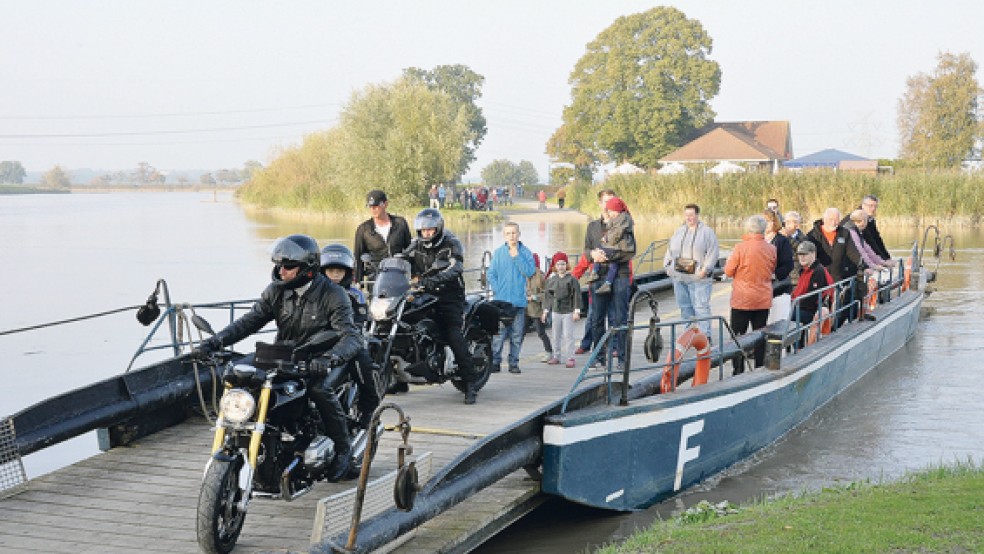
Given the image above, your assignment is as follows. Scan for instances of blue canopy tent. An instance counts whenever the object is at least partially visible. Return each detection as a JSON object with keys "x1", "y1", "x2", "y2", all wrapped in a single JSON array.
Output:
[{"x1": 784, "y1": 148, "x2": 869, "y2": 168}]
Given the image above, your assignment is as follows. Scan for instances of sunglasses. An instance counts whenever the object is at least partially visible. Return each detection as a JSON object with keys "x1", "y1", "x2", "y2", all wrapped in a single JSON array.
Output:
[
  {"x1": 796, "y1": 253, "x2": 812, "y2": 257},
  {"x1": 279, "y1": 262, "x2": 302, "y2": 270}
]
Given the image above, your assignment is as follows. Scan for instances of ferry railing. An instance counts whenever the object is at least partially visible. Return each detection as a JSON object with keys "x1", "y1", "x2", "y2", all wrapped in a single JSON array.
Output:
[
  {"x1": 126, "y1": 278, "x2": 271, "y2": 371},
  {"x1": 559, "y1": 313, "x2": 741, "y2": 413},
  {"x1": 559, "y1": 279, "x2": 751, "y2": 413},
  {"x1": 781, "y1": 250, "x2": 914, "y2": 355}
]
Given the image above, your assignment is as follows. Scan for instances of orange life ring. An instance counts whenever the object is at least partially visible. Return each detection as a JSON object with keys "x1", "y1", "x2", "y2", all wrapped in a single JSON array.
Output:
[
  {"x1": 660, "y1": 327, "x2": 712, "y2": 393},
  {"x1": 806, "y1": 306, "x2": 832, "y2": 345},
  {"x1": 902, "y1": 256, "x2": 912, "y2": 292}
]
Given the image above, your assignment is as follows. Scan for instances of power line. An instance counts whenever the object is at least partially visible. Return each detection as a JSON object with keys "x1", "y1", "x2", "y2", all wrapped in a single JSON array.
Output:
[
  {"x1": 0, "y1": 103, "x2": 341, "y2": 120},
  {"x1": 0, "y1": 119, "x2": 336, "y2": 139}
]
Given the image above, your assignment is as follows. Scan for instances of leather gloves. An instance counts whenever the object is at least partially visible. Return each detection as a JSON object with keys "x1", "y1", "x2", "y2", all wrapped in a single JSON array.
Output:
[{"x1": 309, "y1": 354, "x2": 343, "y2": 376}]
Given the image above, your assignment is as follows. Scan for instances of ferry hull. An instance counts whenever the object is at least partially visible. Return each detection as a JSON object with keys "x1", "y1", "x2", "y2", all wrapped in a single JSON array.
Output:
[{"x1": 542, "y1": 290, "x2": 924, "y2": 511}]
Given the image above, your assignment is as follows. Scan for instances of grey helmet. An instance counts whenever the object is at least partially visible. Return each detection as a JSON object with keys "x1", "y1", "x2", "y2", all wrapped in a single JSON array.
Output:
[
  {"x1": 270, "y1": 234, "x2": 320, "y2": 289},
  {"x1": 414, "y1": 208, "x2": 445, "y2": 248},
  {"x1": 320, "y1": 243, "x2": 356, "y2": 288}
]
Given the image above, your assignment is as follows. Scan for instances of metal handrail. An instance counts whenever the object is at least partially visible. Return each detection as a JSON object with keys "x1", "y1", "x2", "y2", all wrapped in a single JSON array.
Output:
[{"x1": 559, "y1": 313, "x2": 736, "y2": 413}]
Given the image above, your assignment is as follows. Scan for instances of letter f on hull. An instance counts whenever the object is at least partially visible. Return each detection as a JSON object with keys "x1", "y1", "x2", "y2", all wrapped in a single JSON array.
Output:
[{"x1": 674, "y1": 419, "x2": 704, "y2": 491}]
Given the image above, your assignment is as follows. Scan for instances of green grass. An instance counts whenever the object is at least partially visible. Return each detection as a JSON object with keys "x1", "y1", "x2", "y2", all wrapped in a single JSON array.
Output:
[{"x1": 598, "y1": 462, "x2": 984, "y2": 553}]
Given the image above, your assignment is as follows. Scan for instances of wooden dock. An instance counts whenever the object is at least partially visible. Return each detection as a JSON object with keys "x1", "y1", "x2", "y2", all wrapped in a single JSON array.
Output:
[{"x1": 0, "y1": 285, "x2": 734, "y2": 553}]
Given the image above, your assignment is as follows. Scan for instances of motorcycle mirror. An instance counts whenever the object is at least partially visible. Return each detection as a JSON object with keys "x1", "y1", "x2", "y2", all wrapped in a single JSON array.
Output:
[
  {"x1": 360, "y1": 253, "x2": 372, "y2": 263},
  {"x1": 191, "y1": 315, "x2": 216, "y2": 336}
]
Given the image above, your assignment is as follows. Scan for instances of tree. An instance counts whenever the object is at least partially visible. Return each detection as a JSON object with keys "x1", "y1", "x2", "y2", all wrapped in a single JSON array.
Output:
[
  {"x1": 403, "y1": 64, "x2": 487, "y2": 180},
  {"x1": 41, "y1": 165, "x2": 71, "y2": 189},
  {"x1": 0, "y1": 161, "x2": 26, "y2": 184},
  {"x1": 338, "y1": 77, "x2": 472, "y2": 203},
  {"x1": 241, "y1": 160, "x2": 263, "y2": 181},
  {"x1": 481, "y1": 159, "x2": 519, "y2": 190},
  {"x1": 240, "y1": 76, "x2": 475, "y2": 210},
  {"x1": 897, "y1": 51, "x2": 982, "y2": 168},
  {"x1": 200, "y1": 172, "x2": 216, "y2": 185},
  {"x1": 516, "y1": 160, "x2": 539, "y2": 186},
  {"x1": 548, "y1": 7, "x2": 721, "y2": 169}
]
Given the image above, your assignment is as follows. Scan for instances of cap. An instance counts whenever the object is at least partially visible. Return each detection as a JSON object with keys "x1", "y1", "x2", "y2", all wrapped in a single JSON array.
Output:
[
  {"x1": 796, "y1": 241, "x2": 817, "y2": 255},
  {"x1": 551, "y1": 251, "x2": 569, "y2": 266},
  {"x1": 366, "y1": 190, "x2": 388, "y2": 207},
  {"x1": 605, "y1": 197, "x2": 627, "y2": 213}
]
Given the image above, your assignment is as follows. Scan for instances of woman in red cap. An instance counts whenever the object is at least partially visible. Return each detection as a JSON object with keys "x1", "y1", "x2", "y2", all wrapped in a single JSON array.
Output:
[{"x1": 587, "y1": 196, "x2": 635, "y2": 295}]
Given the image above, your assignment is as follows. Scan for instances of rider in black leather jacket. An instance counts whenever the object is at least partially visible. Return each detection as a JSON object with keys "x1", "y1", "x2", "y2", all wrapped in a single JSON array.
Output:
[
  {"x1": 402, "y1": 208, "x2": 479, "y2": 404},
  {"x1": 198, "y1": 234, "x2": 362, "y2": 481}
]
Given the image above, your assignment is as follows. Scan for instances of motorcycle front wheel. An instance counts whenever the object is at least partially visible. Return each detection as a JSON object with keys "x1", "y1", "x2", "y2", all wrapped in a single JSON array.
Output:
[
  {"x1": 452, "y1": 335, "x2": 492, "y2": 393},
  {"x1": 197, "y1": 458, "x2": 247, "y2": 554}
]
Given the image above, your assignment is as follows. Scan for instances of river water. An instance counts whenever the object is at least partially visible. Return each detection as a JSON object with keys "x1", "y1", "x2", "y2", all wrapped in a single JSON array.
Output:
[{"x1": 2, "y1": 192, "x2": 982, "y2": 552}]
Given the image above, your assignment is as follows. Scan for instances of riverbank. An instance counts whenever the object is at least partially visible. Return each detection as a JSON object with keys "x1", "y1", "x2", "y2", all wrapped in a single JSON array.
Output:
[{"x1": 599, "y1": 462, "x2": 984, "y2": 553}]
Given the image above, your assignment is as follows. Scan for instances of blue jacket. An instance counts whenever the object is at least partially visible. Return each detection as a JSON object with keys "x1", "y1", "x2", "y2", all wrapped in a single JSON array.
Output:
[{"x1": 488, "y1": 242, "x2": 535, "y2": 308}]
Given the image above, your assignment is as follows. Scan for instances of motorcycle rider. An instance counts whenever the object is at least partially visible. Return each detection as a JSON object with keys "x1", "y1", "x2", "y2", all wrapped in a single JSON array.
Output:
[
  {"x1": 195, "y1": 234, "x2": 361, "y2": 481},
  {"x1": 320, "y1": 243, "x2": 382, "y2": 429},
  {"x1": 401, "y1": 208, "x2": 480, "y2": 404}
]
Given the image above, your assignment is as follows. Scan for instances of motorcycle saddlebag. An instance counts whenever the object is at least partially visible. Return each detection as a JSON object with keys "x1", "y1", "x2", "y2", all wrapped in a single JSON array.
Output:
[{"x1": 475, "y1": 301, "x2": 504, "y2": 336}]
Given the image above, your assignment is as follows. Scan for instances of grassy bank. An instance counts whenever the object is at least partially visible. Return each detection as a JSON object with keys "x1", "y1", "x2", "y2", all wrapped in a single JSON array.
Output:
[
  {"x1": 599, "y1": 462, "x2": 984, "y2": 553},
  {"x1": 0, "y1": 185, "x2": 69, "y2": 195},
  {"x1": 567, "y1": 171, "x2": 984, "y2": 228}
]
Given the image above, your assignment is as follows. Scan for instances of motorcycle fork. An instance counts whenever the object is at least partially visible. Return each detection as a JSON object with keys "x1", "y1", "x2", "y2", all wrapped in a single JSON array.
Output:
[
  {"x1": 209, "y1": 382, "x2": 233, "y2": 455},
  {"x1": 247, "y1": 382, "x2": 273, "y2": 469}
]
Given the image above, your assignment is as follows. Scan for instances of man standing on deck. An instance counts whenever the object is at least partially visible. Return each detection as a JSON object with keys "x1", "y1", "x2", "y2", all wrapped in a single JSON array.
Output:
[
  {"x1": 664, "y1": 204, "x2": 719, "y2": 337},
  {"x1": 488, "y1": 222, "x2": 536, "y2": 374},
  {"x1": 585, "y1": 189, "x2": 635, "y2": 368},
  {"x1": 353, "y1": 190, "x2": 413, "y2": 288}
]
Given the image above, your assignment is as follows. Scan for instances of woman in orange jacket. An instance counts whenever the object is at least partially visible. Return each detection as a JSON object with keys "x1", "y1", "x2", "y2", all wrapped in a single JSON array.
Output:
[{"x1": 724, "y1": 215, "x2": 777, "y2": 368}]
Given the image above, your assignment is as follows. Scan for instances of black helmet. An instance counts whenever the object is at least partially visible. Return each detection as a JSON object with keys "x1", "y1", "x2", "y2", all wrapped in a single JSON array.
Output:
[
  {"x1": 270, "y1": 234, "x2": 320, "y2": 289},
  {"x1": 414, "y1": 208, "x2": 445, "y2": 248}
]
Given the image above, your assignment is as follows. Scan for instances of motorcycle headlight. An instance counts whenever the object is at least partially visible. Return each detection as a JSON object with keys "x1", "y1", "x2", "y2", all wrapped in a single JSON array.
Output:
[
  {"x1": 220, "y1": 388, "x2": 256, "y2": 424},
  {"x1": 370, "y1": 297, "x2": 394, "y2": 321}
]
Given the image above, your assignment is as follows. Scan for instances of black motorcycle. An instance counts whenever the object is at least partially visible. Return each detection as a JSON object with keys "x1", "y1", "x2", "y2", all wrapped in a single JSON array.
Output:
[
  {"x1": 192, "y1": 323, "x2": 379, "y2": 554},
  {"x1": 365, "y1": 256, "x2": 499, "y2": 396}
]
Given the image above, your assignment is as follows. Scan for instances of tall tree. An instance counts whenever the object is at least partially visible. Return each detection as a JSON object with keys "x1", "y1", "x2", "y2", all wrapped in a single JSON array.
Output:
[
  {"x1": 481, "y1": 159, "x2": 519, "y2": 190},
  {"x1": 40, "y1": 165, "x2": 71, "y2": 189},
  {"x1": 548, "y1": 6, "x2": 721, "y2": 169},
  {"x1": 0, "y1": 161, "x2": 26, "y2": 184},
  {"x1": 897, "y1": 51, "x2": 982, "y2": 168},
  {"x1": 516, "y1": 160, "x2": 539, "y2": 187},
  {"x1": 339, "y1": 77, "x2": 472, "y2": 204},
  {"x1": 403, "y1": 64, "x2": 487, "y2": 179}
]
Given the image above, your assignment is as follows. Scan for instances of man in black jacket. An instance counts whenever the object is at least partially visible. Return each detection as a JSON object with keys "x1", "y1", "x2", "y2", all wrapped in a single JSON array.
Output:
[
  {"x1": 860, "y1": 195, "x2": 891, "y2": 261},
  {"x1": 840, "y1": 194, "x2": 891, "y2": 262},
  {"x1": 196, "y1": 234, "x2": 362, "y2": 481},
  {"x1": 402, "y1": 208, "x2": 480, "y2": 404},
  {"x1": 808, "y1": 208, "x2": 864, "y2": 323},
  {"x1": 353, "y1": 190, "x2": 413, "y2": 286}
]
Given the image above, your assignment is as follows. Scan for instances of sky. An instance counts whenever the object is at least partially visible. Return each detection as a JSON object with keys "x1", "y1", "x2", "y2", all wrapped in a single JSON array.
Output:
[{"x1": 3, "y1": 1, "x2": 983, "y2": 182}]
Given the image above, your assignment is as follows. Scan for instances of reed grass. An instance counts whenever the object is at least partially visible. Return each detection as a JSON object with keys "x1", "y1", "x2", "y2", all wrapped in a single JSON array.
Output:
[{"x1": 573, "y1": 171, "x2": 984, "y2": 227}]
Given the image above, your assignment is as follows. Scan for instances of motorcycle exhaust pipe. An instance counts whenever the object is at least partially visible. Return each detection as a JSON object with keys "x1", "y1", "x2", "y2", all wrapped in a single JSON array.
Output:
[{"x1": 281, "y1": 456, "x2": 314, "y2": 502}]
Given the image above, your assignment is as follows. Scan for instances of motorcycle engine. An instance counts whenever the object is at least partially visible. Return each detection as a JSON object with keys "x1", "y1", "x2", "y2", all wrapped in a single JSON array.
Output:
[{"x1": 303, "y1": 435, "x2": 335, "y2": 472}]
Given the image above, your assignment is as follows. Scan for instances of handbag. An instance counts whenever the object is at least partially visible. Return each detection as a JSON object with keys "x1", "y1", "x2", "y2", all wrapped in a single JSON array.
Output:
[
  {"x1": 768, "y1": 293, "x2": 791, "y2": 324},
  {"x1": 674, "y1": 257, "x2": 697, "y2": 274},
  {"x1": 673, "y1": 227, "x2": 699, "y2": 274}
]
